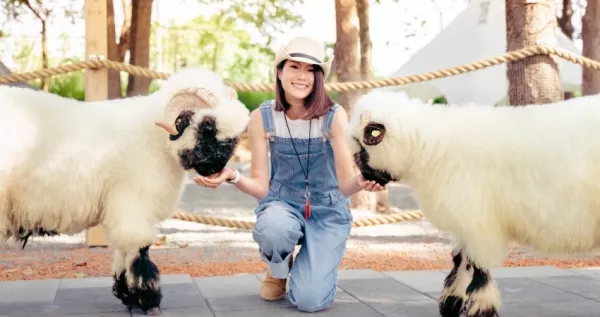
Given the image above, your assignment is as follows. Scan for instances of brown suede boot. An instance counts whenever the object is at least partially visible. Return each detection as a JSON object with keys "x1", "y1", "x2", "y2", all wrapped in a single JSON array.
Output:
[{"x1": 260, "y1": 256, "x2": 293, "y2": 301}]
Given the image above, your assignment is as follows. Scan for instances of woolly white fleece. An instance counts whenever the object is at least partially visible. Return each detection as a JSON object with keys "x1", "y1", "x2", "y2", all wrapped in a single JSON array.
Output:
[
  {"x1": 0, "y1": 67, "x2": 249, "y2": 252},
  {"x1": 347, "y1": 91, "x2": 600, "y2": 269}
]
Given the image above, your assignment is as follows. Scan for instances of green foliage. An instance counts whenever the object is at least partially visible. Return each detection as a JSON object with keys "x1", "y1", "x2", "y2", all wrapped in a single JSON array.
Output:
[
  {"x1": 48, "y1": 71, "x2": 85, "y2": 101},
  {"x1": 433, "y1": 96, "x2": 446, "y2": 104},
  {"x1": 236, "y1": 91, "x2": 275, "y2": 111}
]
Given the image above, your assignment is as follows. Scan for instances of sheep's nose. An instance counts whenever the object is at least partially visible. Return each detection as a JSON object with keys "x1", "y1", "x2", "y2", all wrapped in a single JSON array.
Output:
[{"x1": 198, "y1": 116, "x2": 218, "y2": 138}]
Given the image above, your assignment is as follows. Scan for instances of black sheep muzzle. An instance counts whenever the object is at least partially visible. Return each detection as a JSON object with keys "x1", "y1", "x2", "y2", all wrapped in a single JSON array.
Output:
[{"x1": 179, "y1": 116, "x2": 239, "y2": 176}]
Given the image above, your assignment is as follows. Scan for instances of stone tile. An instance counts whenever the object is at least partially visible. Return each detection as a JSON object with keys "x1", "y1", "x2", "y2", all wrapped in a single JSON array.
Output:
[
  {"x1": 569, "y1": 266, "x2": 600, "y2": 279},
  {"x1": 57, "y1": 274, "x2": 194, "y2": 291},
  {"x1": 193, "y1": 275, "x2": 260, "y2": 299},
  {"x1": 150, "y1": 306, "x2": 214, "y2": 317},
  {"x1": 213, "y1": 302, "x2": 381, "y2": 317},
  {"x1": 160, "y1": 282, "x2": 208, "y2": 309},
  {"x1": 368, "y1": 299, "x2": 439, "y2": 317},
  {"x1": 529, "y1": 274, "x2": 600, "y2": 301},
  {"x1": 0, "y1": 300, "x2": 125, "y2": 317},
  {"x1": 160, "y1": 274, "x2": 195, "y2": 284},
  {"x1": 494, "y1": 277, "x2": 588, "y2": 303},
  {"x1": 498, "y1": 298, "x2": 600, "y2": 317},
  {"x1": 59, "y1": 276, "x2": 114, "y2": 289},
  {"x1": 206, "y1": 294, "x2": 294, "y2": 312},
  {"x1": 337, "y1": 269, "x2": 388, "y2": 280},
  {"x1": 54, "y1": 286, "x2": 115, "y2": 302},
  {"x1": 383, "y1": 269, "x2": 447, "y2": 294},
  {"x1": 426, "y1": 276, "x2": 591, "y2": 303},
  {"x1": 0, "y1": 279, "x2": 60, "y2": 304},
  {"x1": 489, "y1": 266, "x2": 576, "y2": 278},
  {"x1": 206, "y1": 288, "x2": 357, "y2": 312},
  {"x1": 337, "y1": 277, "x2": 433, "y2": 304}
]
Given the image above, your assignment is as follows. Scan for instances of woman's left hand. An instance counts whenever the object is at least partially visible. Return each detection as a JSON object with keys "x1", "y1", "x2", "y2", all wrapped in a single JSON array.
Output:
[
  {"x1": 194, "y1": 168, "x2": 234, "y2": 188},
  {"x1": 356, "y1": 174, "x2": 386, "y2": 192}
]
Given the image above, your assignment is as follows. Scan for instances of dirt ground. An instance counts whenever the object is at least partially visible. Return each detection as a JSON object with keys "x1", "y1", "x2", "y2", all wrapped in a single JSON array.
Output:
[{"x1": 2, "y1": 214, "x2": 600, "y2": 282}]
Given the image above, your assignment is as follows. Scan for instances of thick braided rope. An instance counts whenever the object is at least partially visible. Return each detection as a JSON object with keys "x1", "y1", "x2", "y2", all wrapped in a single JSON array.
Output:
[
  {"x1": 0, "y1": 59, "x2": 169, "y2": 84},
  {"x1": 170, "y1": 209, "x2": 425, "y2": 229},
  {"x1": 2, "y1": 45, "x2": 599, "y2": 91}
]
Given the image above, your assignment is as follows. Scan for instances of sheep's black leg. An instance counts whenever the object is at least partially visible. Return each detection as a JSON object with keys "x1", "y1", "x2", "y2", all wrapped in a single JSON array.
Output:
[
  {"x1": 463, "y1": 262, "x2": 500, "y2": 317},
  {"x1": 113, "y1": 270, "x2": 136, "y2": 315},
  {"x1": 112, "y1": 250, "x2": 136, "y2": 314},
  {"x1": 439, "y1": 248, "x2": 470, "y2": 317},
  {"x1": 127, "y1": 245, "x2": 162, "y2": 314}
]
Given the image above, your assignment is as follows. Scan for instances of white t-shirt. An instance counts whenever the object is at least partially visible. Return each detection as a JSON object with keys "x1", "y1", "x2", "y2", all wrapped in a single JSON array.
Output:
[{"x1": 270, "y1": 105, "x2": 324, "y2": 139}]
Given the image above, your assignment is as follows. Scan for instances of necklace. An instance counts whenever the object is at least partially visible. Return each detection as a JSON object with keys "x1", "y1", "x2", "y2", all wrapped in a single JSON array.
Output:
[{"x1": 284, "y1": 112, "x2": 312, "y2": 220}]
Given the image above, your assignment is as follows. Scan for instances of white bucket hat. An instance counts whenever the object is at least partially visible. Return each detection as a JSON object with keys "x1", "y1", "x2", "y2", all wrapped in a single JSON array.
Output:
[{"x1": 274, "y1": 36, "x2": 333, "y2": 80}]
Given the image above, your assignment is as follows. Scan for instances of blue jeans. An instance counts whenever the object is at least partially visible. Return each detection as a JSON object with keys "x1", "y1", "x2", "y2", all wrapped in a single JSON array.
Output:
[{"x1": 252, "y1": 192, "x2": 352, "y2": 312}]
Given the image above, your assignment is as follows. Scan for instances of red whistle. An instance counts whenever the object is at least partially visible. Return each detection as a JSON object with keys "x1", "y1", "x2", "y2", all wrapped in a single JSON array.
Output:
[{"x1": 304, "y1": 199, "x2": 311, "y2": 220}]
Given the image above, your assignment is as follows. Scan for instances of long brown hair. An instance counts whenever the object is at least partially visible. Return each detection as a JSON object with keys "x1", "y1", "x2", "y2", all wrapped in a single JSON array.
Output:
[{"x1": 274, "y1": 60, "x2": 334, "y2": 120}]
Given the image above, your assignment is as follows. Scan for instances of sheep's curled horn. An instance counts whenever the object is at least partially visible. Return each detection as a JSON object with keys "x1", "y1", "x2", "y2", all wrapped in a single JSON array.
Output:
[{"x1": 155, "y1": 85, "x2": 237, "y2": 135}]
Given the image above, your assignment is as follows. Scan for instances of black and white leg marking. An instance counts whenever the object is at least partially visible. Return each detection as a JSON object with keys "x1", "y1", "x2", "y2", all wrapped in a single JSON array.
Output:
[
  {"x1": 439, "y1": 247, "x2": 501, "y2": 317},
  {"x1": 112, "y1": 246, "x2": 162, "y2": 315},
  {"x1": 463, "y1": 263, "x2": 500, "y2": 317},
  {"x1": 439, "y1": 248, "x2": 471, "y2": 317}
]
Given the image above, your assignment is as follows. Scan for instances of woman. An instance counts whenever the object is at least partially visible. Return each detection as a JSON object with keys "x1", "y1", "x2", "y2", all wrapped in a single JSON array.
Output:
[{"x1": 194, "y1": 36, "x2": 384, "y2": 312}]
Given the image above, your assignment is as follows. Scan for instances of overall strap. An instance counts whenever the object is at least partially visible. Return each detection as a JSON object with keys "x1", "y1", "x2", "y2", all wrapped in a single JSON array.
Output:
[
  {"x1": 259, "y1": 100, "x2": 276, "y2": 140},
  {"x1": 321, "y1": 103, "x2": 341, "y2": 140}
]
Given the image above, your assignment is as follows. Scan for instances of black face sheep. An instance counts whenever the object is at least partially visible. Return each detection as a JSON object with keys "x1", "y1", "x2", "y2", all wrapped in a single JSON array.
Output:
[
  {"x1": 346, "y1": 90, "x2": 600, "y2": 317},
  {"x1": 0, "y1": 67, "x2": 250, "y2": 314}
]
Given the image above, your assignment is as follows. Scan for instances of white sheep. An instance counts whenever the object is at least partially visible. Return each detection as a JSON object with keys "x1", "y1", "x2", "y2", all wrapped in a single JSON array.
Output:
[
  {"x1": 0, "y1": 67, "x2": 250, "y2": 314},
  {"x1": 346, "y1": 90, "x2": 600, "y2": 317}
]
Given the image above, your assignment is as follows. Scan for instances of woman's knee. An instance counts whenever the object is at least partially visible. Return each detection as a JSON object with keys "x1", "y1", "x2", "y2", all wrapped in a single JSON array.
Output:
[
  {"x1": 252, "y1": 202, "x2": 303, "y2": 254},
  {"x1": 288, "y1": 283, "x2": 336, "y2": 312}
]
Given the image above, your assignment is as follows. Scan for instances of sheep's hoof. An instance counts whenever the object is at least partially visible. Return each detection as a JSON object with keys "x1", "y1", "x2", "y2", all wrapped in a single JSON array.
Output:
[
  {"x1": 112, "y1": 271, "x2": 135, "y2": 308},
  {"x1": 467, "y1": 309, "x2": 499, "y2": 317},
  {"x1": 438, "y1": 295, "x2": 464, "y2": 317},
  {"x1": 129, "y1": 246, "x2": 163, "y2": 314},
  {"x1": 464, "y1": 300, "x2": 499, "y2": 317},
  {"x1": 131, "y1": 281, "x2": 162, "y2": 314}
]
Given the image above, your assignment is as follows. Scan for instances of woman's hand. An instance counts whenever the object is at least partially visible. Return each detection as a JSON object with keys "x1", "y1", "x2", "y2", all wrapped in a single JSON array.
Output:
[
  {"x1": 194, "y1": 168, "x2": 235, "y2": 189},
  {"x1": 355, "y1": 174, "x2": 386, "y2": 192}
]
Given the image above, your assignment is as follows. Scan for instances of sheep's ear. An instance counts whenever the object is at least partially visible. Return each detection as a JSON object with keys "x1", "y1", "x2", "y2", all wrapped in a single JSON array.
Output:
[{"x1": 363, "y1": 123, "x2": 386, "y2": 146}]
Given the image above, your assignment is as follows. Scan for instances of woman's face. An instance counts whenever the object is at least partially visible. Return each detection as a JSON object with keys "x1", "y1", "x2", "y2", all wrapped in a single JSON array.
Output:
[{"x1": 278, "y1": 60, "x2": 315, "y2": 103}]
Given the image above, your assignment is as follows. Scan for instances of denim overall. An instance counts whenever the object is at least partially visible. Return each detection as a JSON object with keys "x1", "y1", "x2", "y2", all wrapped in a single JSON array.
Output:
[{"x1": 252, "y1": 100, "x2": 353, "y2": 312}]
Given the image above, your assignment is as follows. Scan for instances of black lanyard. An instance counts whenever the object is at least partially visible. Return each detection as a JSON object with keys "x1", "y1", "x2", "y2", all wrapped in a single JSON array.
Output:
[{"x1": 284, "y1": 112, "x2": 312, "y2": 220}]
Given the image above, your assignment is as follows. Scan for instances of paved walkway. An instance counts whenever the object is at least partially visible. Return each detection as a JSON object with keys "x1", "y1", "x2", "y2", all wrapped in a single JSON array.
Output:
[{"x1": 2, "y1": 266, "x2": 600, "y2": 316}]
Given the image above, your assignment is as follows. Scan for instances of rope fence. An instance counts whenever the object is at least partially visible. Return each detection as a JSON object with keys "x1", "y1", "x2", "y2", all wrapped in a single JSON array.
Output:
[{"x1": 1, "y1": 44, "x2": 599, "y2": 229}]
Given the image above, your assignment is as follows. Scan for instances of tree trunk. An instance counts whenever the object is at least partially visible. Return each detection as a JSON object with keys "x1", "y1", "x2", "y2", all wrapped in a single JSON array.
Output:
[
  {"x1": 582, "y1": 0, "x2": 600, "y2": 95},
  {"x1": 107, "y1": 0, "x2": 122, "y2": 99},
  {"x1": 40, "y1": 19, "x2": 48, "y2": 92},
  {"x1": 126, "y1": 0, "x2": 153, "y2": 97},
  {"x1": 356, "y1": 0, "x2": 372, "y2": 82},
  {"x1": 118, "y1": 0, "x2": 132, "y2": 62},
  {"x1": 557, "y1": 0, "x2": 574, "y2": 39},
  {"x1": 334, "y1": 0, "x2": 360, "y2": 113},
  {"x1": 506, "y1": 0, "x2": 562, "y2": 105},
  {"x1": 335, "y1": 0, "x2": 371, "y2": 210}
]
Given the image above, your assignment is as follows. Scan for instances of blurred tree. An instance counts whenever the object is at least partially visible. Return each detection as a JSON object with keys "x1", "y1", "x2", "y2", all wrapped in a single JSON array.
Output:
[
  {"x1": 2, "y1": 0, "x2": 79, "y2": 91},
  {"x1": 582, "y1": 0, "x2": 600, "y2": 95},
  {"x1": 334, "y1": 0, "x2": 360, "y2": 113},
  {"x1": 557, "y1": 0, "x2": 574, "y2": 39},
  {"x1": 506, "y1": 0, "x2": 562, "y2": 105},
  {"x1": 126, "y1": 0, "x2": 153, "y2": 97}
]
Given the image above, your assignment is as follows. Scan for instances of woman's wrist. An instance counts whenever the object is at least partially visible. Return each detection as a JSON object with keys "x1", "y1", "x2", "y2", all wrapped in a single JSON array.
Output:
[
  {"x1": 354, "y1": 174, "x2": 363, "y2": 189},
  {"x1": 226, "y1": 167, "x2": 240, "y2": 184}
]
